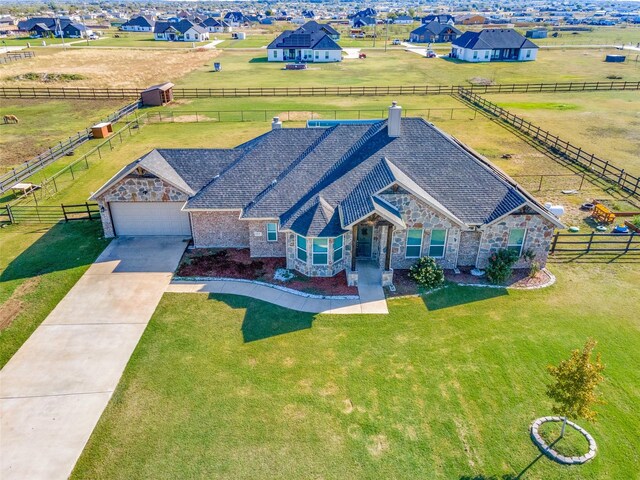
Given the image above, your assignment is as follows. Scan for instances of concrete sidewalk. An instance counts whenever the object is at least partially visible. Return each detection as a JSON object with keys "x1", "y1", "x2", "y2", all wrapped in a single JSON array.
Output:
[
  {"x1": 167, "y1": 268, "x2": 389, "y2": 315},
  {"x1": 0, "y1": 236, "x2": 188, "y2": 480}
]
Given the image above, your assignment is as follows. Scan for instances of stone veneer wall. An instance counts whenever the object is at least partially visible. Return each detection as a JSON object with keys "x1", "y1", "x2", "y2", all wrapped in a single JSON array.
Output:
[
  {"x1": 378, "y1": 193, "x2": 460, "y2": 270},
  {"x1": 286, "y1": 231, "x2": 352, "y2": 277},
  {"x1": 476, "y1": 214, "x2": 555, "y2": 269},
  {"x1": 191, "y1": 210, "x2": 249, "y2": 248},
  {"x1": 458, "y1": 231, "x2": 482, "y2": 266},
  {"x1": 96, "y1": 175, "x2": 189, "y2": 238},
  {"x1": 248, "y1": 220, "x2": 287, "y2": 257}
]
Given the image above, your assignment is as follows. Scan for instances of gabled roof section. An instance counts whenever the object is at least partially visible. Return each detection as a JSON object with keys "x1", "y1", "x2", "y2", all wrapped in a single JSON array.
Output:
[
  {"x1": 453, "y1": 28, "x2": 538, "y2": 50},
  {"x1": 267, "y1": 29, "x2": 341, "y2": 50},
  {"x1": 411, "y1": 21, "x2": 461, "y2": 36},
  {"x1": 289, "y1": 196, "x2": 342, "y2": 237}
]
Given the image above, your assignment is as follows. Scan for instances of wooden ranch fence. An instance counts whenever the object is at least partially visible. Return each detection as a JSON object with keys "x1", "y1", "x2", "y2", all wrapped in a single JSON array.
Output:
[
  {"x1": 0, "y1": 51, "x2": 36, "y2": 64},
  {"x1": 0, "y1": 101, "x2": 140, "y2": 193},
  {"x1": 550, "y1": 231, "x2": 639, "y2": 254},
  {"x1": 0, "y1": 81, "x2": 638, "y2": 100},
  {"x1": 0, "y1": 202, "x2": 99, "y2": 225},
  {"x1": 456, "y1": 88, "x2": 640, "y2": 197}
]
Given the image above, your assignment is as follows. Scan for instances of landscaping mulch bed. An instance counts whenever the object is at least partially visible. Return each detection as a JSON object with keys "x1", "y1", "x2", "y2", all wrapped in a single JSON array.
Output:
[
  {"x1": 176, "y1": 248, "x2": 357, "y2": 296},
  {"x1": 387, "y1": 268, "x2": 553, "y2": 297}
]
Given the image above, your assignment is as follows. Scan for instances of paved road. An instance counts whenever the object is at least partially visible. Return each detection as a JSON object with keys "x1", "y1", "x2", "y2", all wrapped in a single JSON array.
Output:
[{"x1": 0, "y1": 237, "x2": 188, "y2": 480}]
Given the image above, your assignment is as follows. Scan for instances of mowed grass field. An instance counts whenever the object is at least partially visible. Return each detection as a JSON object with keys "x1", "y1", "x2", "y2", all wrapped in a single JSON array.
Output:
[
  {"x1": 177, "y1": 47, "x2": 640, "y2": 89},
  {"x1": 491, "y1": 91, "x2": 640, "y2": 176},
  {"x1": 71, "y1": 258, "x2": 640, "y2": 479}
]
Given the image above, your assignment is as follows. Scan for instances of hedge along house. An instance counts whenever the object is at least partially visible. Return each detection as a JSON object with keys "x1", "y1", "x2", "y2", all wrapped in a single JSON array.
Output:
[{"x1": 90, "y1": 103, "x2": 564, "y2": 286}]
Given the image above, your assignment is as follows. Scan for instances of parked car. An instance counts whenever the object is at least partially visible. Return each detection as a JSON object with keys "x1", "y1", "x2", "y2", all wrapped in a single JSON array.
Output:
[
  {"x1": 88, "y1": 34, "x2": 99, "y2": 40},
  {"x1": 426, "y1": 50, "x2": 437, "y2": 58},
  {"x1": 392, "y1": 39, "x2": 401, "y2": 45}
]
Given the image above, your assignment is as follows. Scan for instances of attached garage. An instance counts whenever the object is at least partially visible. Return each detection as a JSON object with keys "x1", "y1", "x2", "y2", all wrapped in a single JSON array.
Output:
[{"x1": 109, "y1": 202, "x2": 191, "y2": 236}]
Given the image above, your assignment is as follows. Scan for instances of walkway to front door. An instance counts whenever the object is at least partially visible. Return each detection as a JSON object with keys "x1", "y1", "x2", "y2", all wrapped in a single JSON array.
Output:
[{"x1": 356, "y1": 260, "x2": 388, "y2": 314}]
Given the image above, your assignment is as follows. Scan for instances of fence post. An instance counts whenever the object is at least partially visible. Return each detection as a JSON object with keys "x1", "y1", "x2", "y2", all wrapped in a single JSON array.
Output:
[
  {"x1": 62, "y1": 204, "x2": 68, "y2": 222},
  {"x1": 586, "y1": 232, "x2": 594, "y2": 253},
  {"x1": 86, "y1": 202, "x2": 92, "y2": 220},
  {"x1": 550, "y1": 231, "x2": 559, "y2": 254},
  {"x1": 625, "y1": 233, "x2": 635, "y2": 253},
  {"x1": 6, "y1": 205, "x2": 14, "y2": 224}
]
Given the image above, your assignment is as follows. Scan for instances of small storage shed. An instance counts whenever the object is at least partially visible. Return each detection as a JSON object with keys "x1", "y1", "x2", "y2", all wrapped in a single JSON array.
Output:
[
  {"x1": 91, "y1": 122, "x2": 113, "y2": 138},
  {"x1": 526, "y1": 29, "x2": 548, "y2": 39},
  {"x1": 140, "y1": 82, "x2": 175, "y2": 107},
  {"x1": 605, "y1": 54, "x2": 625, "y2": 63}
]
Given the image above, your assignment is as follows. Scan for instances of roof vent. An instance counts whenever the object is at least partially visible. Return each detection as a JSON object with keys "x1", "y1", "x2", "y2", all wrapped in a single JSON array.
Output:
[
  {"x1": 388, "y1": 101, "x2": 402, "y2": 138},
  {"x1": 272, "y1": 116, "x2": 282, "y2": 130}
]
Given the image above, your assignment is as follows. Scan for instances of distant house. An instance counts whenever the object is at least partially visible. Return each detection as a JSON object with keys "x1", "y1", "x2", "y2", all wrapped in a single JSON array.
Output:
[
  {"x1": 121, "y1": 15, "x2": 155, "y2": 32},
  {"x1": 422, "y1": 14, "x2": 455, "y2": 25},
  {"x1": 224, "y1": 11, "x2": 248, "y2": 27},
  {"x1": 351, "y1": 16, "x2": 377, "y2": 28},
  {"x1": 455, "y1": 14, "x2": 487, "y2": 25},
  {"x1": 17, "y1": 17, "x2": 92, "y2": 38},
  {"x1": 451, "y1": 29, "x2": 538, "y2": 62},
  {"x1": 526, "y1": 29, "x2": 548, "y2": 39},
  {"x1": 297, "y1": 20, "x2": 340, "y2": 41},
  {"x1": 200, "y1": 17, "x2": 232, "y2": 33},
  {"x1": 393, "y1": 15, "x2": 414, "y2": 25},
  {"x1": 410, "y1": 21, "x2": 461, "y2": 43},
  {"x1": 154, "y1": 19, "x2": 209, "y2": 42},
  {"x1": 267, "y1": 24, "x2": 342, "y2": 62}
]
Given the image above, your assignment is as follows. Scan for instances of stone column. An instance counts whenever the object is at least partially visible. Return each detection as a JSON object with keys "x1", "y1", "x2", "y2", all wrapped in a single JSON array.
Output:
[{"x1": 384, "y1": 225, "x2": 394, "y2": 270}]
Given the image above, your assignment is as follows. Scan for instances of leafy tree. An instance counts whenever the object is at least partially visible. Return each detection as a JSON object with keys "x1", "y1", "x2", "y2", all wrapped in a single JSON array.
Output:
[{"x1": 546, "y1": 339, "x2": 605, "y2": 436}]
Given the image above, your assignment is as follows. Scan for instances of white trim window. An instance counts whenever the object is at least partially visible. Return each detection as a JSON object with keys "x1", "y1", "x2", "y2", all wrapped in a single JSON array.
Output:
[
  {"x1": 333, "y1": 235, "x2": 343, "y2": 262},
  {"x1": 297, "y1": 235, "x2": 307, "y2": 261},
  {"x1": 428, "y1": 229, "x2": 447, "y2": 258},
  {"x1": 405, "y1": 229, "x2": 423, "y2": 258},
  {"x1": 266, "y1": 222, "x2": 278, "y2": 242},
  {"x1": 312, "y1": 238, "x2": 329, "y2": 265},
  {"x1": 507, "y1": 228, "x2": 526, "y2": 256}
]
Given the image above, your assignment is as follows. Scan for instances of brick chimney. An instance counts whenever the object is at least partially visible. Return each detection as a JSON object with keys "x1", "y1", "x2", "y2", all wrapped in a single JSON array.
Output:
[
  {"x1": 272, "y1": 116, "x2": 282, "y2": 130},
  {"x1": 388, "y1": 101, "x2": 402, "y2": 137}
]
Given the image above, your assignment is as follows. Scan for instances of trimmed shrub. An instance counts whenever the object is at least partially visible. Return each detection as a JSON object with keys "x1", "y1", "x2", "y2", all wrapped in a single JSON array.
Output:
[
  {"x1": 408, "y1": 256, "x2": 445, "y2": 289},
  {"x1": 485, "y1": 248, "x2": 519, "y2": 284}
]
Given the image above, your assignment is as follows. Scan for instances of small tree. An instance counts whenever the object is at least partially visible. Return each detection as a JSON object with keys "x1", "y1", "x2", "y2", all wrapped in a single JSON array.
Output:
[{"x1": 546, "y1": 339, "x2": 605, "y2": 437}]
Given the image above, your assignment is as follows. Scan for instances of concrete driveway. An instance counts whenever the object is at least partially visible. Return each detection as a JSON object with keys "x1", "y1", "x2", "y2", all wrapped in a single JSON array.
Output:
[{"x1": 0, "y1": 236, "x2": 188, "y2": 480}]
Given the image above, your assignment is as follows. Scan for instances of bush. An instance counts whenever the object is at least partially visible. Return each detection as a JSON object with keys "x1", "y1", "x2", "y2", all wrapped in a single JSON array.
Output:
[
  {"x1": 632, "y1": 215, "x2": 640, "y2": 228},
  {"x1": 408, "y1": 257, "x2": 445, "y2": 289},
  {"x1": 485, "y1": 249, "x2": 519, "y2": 284}
]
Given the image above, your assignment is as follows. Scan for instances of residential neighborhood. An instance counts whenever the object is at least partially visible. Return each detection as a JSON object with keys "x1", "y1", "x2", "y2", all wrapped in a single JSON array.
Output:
[{"x1": 0, "y1": 0, "x2": 639, "y2": 480}]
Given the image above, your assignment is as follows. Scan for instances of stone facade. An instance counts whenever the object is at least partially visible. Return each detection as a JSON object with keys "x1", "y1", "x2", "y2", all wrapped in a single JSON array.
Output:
[
  {"x1": 248, "y1": 220, "x2": 287, "y2": 257},
  {"x1": 191, "y1": 210, "x2": 249, "y2": 248},
  {"x1": 378, "y1": 193, "x2": 461, "y2": 270},
  {"x1": 95, "y1": 174, "x2": 190, "y2": 238},
  {"x1": 476, "y1": 213, "x2": 555, "y2": 269},
  {"x1": 286, "y1": 231, "x2": 352, "y2": 277},
  {"x1": 457, "y1": 230, "x2": 482, "y2": 266}
]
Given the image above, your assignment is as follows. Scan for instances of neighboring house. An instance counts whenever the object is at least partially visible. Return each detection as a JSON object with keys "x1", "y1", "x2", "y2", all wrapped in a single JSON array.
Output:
[
  {"x1": 393, "y1": 15, "x2": 414, "y2": 25},
  {"x1": 410, "y1": 21, "x2": 461, "y2": 43},
  {"x1": 297, "y1": 20, "x2": 340, "y2": 41},
  {"x1": 120, "y1": 15, "x2": 154, "y2": 32},
  {"x1": 351, "y1": 16, "x2": 377, "y2": 28},
  {"x1": 17, "y1": 17, "x2": 92, "y2": 38},
  {"x1": 91, "y1": 103, "x2": 563, "y2": 286},
  {"x1": 154, "y1": 19, "x2": 209, "y2": 42},
  {"x1": 200, "y1": 17, "x2": 232, "y2": 33},
  {"x1": 422, "y1": 14, "x2": 455, "y2": 25},
  {"x1": 526, "y1": 29, "x2": 548, "y2": 39},
  {"x1": 456, "y1": 14, "x2": 487, "y2": 25},
  {"x1": 451, "y1": 29, "x2": 538, "y2": 62},
  {"x1": 224, "y1": 11, "x2": 247, "y2": 27},
  {"x1": 267, "y1": 27, "x2": 342, "y2": 62}
]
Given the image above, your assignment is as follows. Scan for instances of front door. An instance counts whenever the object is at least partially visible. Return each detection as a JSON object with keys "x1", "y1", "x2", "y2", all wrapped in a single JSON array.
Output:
[{"x1": 356, "y1": 225, "x2": 372, "y2": 258}]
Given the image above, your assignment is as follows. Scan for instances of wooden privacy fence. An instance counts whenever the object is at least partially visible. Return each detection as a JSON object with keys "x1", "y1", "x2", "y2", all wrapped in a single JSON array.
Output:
[
  {"x1": 1, "y1": 81, "x2": 638, "y2": 100},
  {"x1": 550, "y1": 231, "x2": 639, "y2": 254},
  {"x1": 0, "y1": 101, "x2": 140, "y2": 193},
  {"x1": 0, "y1": 51, "x2": 36, "y2": 64},
  {"x1": 456, "y1": 88, "x2": 640, "y2": 197},
  {"x1": 0, "y1": 202, "x2": 99, "y2": 225}
]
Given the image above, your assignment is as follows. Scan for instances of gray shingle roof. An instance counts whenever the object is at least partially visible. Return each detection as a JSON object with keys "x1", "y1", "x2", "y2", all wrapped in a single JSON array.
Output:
[
  {"x1": 452, "y1": 28, "x2": 538, "y2": 50},
  {"x1": 411, "y1": 21, "x2": 461, "y2": 37},
  {"x1": 97, "y1": 118, "x2": 557, "y2": 235},
  {"x1": 267, "y1": 29, "x2": 341, "y2": 50}
]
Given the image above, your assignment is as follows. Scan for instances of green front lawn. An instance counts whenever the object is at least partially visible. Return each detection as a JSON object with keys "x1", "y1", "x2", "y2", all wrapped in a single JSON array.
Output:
[
  {"x1": 73, "y1": 260, "x2": 640, "y2": 479},
  {"x1": 0, "y1": 222, "x2": 110, "y2": 368}
]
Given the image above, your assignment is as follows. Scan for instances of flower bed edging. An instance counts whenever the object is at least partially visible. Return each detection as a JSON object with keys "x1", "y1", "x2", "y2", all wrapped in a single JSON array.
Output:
[
  {"x1": 172, "y1": 276, "x2": 359, "y2": 300},
  {"x1": 530, "y1": 416, "x2": 597, "y2": 465}
]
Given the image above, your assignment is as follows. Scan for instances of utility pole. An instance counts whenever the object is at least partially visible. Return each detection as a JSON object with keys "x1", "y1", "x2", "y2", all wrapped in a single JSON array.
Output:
[
  {"x1": 373, "y1": 19, "x2": 376, "y2": 47},
  {"x1": 384, "y1": 19, "x2": 389, "y2": 52}
]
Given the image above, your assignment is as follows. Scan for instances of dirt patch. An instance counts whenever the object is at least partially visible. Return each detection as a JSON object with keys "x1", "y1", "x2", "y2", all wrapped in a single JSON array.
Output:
[
  {"x1": 6, "y1": 72, "x2": 87, "y2": 83},
  {"x1": 387, "y1": 267, "x2": 552, "y2": 297},
  {"x1": 0, "y1": 278, "x2": 41, "y2": 330},
  {"x1": 0, "y1": 48, "x2": 219, "y2": 89},
  {"x1": 177, "y1": 248, "x2": 357, "y2": 296},
  {"x1": 276, "y1": 111, "x2": 317, "y2": 122}
]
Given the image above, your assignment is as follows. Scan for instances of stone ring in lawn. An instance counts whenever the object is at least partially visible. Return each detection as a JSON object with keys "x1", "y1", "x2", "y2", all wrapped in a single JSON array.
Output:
[{"x1": 530, "y1": 416, "x2": 597, "y2": 465}]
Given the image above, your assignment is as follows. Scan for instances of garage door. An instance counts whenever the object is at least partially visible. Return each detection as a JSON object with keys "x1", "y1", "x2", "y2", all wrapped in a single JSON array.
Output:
[{"x1": 110, "y1": 202, "x2": 191, "y2": 236}]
